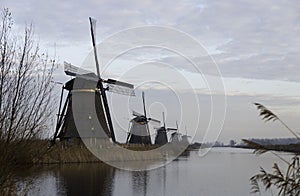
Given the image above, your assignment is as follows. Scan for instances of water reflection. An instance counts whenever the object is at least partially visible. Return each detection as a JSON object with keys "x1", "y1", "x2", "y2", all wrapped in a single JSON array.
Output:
[
  {"x1": 58, "y1": 164, "x2": 115, "y2": 196},
  {"x1": 16, "y1": 148, "x2": 293, "y2": 196},
  {"x1": 132, "y1": 171, "x2": 148, "y2": 196},
  {"x1": 16, "y1": 163, "x2": 115, "y2": 196}
]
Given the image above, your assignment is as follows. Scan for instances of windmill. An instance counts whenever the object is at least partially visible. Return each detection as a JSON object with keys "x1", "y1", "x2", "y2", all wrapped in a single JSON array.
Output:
[
  {"x1": 181, "y1": 126, "x2": 191, "y2": 145},
  {"x1": 154, "y1": 112, "x2": 177, "y2": 145},
  {"x1": 51, "y1": 18, "x2": 135, "y2": 145},
  {"x1": 126, "y1": 92, "x2": 160, "y2": 145},
  {"x1": 170, "y1": 121, "x2": 182, "y2": 143}
]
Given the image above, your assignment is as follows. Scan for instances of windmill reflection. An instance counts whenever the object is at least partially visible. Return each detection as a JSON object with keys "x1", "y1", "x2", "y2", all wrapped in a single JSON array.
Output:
[
  {"x1": 58, "y1": 163, "x2": 115, "y2": 196},
  {"x1": 132, "y1": 170, "x2": 149, "y2": 196}
]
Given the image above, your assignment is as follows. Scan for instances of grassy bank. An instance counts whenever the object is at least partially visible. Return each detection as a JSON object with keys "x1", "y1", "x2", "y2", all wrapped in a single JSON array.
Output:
[{"x1": 39, "y1": 143, "x2": 102, "y2": 164}]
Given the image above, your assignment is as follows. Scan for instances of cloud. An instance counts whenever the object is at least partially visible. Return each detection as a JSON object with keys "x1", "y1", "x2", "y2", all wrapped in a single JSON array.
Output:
[
  {"x1": 212, "y1": 52, "x2": 300, "y2": 81},
  {"x1": 4, "y1": 0, "x2": 300, "y2": 142},
  {"x1": 4, "y1": 0, "x2": 300, "y2": 96},
  {"x1": 3, "y1": 0, "x2": 300, "y2": 81}
]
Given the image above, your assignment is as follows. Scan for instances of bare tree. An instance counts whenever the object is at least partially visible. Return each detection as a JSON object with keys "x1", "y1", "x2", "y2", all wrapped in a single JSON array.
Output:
[
  {"x1": 0, "y1": 8, "x2": 56, "y2": 193},
  {"x1": 0, "y1": 8, "x2": 55, "y2": 142}
]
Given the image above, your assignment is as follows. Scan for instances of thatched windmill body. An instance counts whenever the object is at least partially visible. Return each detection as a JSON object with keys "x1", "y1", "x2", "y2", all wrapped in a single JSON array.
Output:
[
  {"x1": 154, "y1": 112, "x2": 177, "y2": 145},
  {"x1": 126, "y1": 92, "x2": 160, "y2": 145},
  {"x1": 170, "y1": 121, "x2": 182, "y2": 143},
  {"x1": 181, "y1": 126, "x2": 191, "y2": 145}
]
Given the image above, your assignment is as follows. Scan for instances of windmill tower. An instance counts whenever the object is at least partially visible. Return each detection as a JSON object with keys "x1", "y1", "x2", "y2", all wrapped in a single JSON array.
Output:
[
  {"x1": 181, "y1": 126, "x2": 191, "y2": 145},
  {"x1": 154, "y1": 112, "x2": 177, "y2": 145},
  {"x1": 170, "y1": 121, "x2": 182, "y2": 143},
  {"x1": 126, "y1": 92, "x2": 160, "y2": 145},
  {"x1": 51, "y1": 18, "x2": 135, "y2": 145}
]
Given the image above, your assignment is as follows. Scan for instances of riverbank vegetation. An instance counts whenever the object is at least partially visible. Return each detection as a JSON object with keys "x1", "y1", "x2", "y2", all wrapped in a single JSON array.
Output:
[
  {"x1": 245, "y1": 103, "x2": 300, "y2": 195},
  {"x1": 236, "y1": 140, "x2": 300, "y2": 154},
  {"x1": 0, "y1": 8, "x2": 56, "y2": 195}
]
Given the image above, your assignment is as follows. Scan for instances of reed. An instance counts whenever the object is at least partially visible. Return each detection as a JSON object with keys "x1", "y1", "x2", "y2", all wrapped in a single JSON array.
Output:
[{"x1": 247, "y1": 103, "x2": 300, "y2": 195}]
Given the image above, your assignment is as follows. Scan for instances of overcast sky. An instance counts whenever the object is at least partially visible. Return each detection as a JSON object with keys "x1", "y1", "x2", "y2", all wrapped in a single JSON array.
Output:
[{"x1": 2, "y1": 0, "x2": 300, "y2": 143}]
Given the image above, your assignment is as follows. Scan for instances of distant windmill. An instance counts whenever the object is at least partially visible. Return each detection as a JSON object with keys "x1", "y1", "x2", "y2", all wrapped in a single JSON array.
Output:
[
  {"x1": 154, "y1": 112, "x2": 177, "y2": 145},
  {"x1": 170, "y1": 121, "x2": 182, "y2": 143},
  {"x1": 126, "y1": 92, "x2": 160, "y2": 145},
  {"x1": 181, "y1": 126, "x2": 191, "y2": 145}
]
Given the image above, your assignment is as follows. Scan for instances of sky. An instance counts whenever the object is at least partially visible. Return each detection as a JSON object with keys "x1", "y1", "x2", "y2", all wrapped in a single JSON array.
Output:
[{"x1": 2, "y1": 0, "x2": 300, "y2": 143}]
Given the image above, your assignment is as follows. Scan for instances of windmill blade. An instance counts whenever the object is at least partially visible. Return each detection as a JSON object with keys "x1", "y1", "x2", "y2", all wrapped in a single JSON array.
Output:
[
  {"x1": 64, "y1": 62, "x2": 96, "y2": 77},
  {"x1": 167, "y1": 130, "x2": 178, "y2": 134},
  {"x1": 107, "y1": 83, "x2": 135, "y2": 96},
  {"x1": 148, "y1": 118, "x2": 160, "y2": 124},
  {"x1": 104, "y1": 78, "x2": 134, "y2": 89},
  {"x1": 88, "y1": 17, "x2": 116, "y2": 142},
  {"x1": 89, "y1": 17, "x2": 101, "y2": 78},
  {"x1": 132, "y1": 110, "x2": 143, "y2": 117},
  {"x1": 142, "y1": 91, "x2": 147, "y2": 119},
  {"x1": 166, "y1": 128, "x2": 177, "y2": 131},
  {"x1": 141, "y1": 91, "x2": 151, "y2": 139},
  {"x1": 162, "y1": 112, "x2": 166, "y2": 128},
  {"x1": 176, "y1": 121, "x2": 179, "y2": 130}
]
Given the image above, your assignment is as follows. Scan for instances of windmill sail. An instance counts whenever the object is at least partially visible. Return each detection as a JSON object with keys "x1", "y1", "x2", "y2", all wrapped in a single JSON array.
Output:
[
  {"x1": 104, "y1": 79, "x2": 134, "y2": 88},
  {"x1": 166, "y1": 128, "x2": 177, "y2": 131},
  {"x1": 64, "y1": 62, "x2": 135, "y2": 96},
  {"x1": 64, "y1": 62, "x2": 95, "y2": 77},
  {"x1": 132, "y1": 110, "x2": 143, "y2": 117},
  {"x1": 107, "y1": 82, "x2": 135, "y2": 96},
  {"x1": 89, "y1": 17, "x2": 101, "y2": 78},
  {"x1": 148, "y1": 118, "x2": 160, "y2": 123}
]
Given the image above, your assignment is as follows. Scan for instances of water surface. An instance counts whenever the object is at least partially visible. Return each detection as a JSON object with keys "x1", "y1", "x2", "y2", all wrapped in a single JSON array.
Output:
[{"x1": 17, "y1": 147, "x2": 293, "y2": 196}]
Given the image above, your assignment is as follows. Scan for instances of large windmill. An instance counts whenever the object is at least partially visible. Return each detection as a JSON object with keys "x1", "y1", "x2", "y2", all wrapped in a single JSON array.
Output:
[
  {"x1": 154, "y1": 112, "x2": 177, "y2": 145},
  {"x1": 126, "y1": 92, "x2": 160, "y2": 145},
  {"x1": 51, "y1": 18, "x2": 134, "y2": 145}
]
